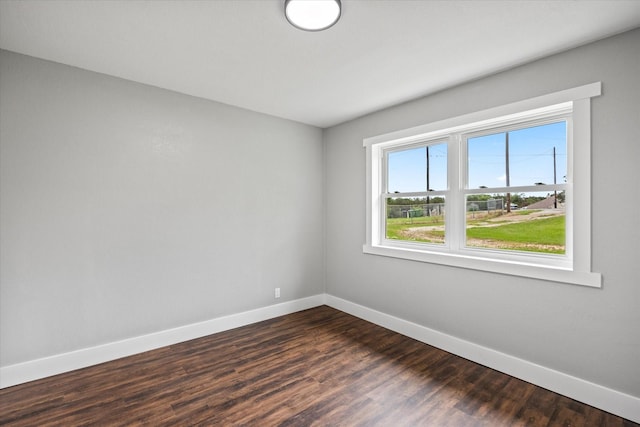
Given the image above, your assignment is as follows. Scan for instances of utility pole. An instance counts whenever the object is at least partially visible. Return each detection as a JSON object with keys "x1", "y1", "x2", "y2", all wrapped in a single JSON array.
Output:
[
  {"x1": 426, "y1": 145, "x2": 430, "y2": 215},
  {"x1": 553, "y1": 146, "x2": 557, "y2": 209},
  {"x1": 506, "y1": 132, "x2": 511, "y2": 213}
]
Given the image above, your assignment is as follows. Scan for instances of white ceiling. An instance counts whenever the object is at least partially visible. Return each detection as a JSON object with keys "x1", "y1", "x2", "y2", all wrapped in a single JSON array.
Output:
[{"x1": 1, "y1": 0, "x2": 639, "y2": 128}]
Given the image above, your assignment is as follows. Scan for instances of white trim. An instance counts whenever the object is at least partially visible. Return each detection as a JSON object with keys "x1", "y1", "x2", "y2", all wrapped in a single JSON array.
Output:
[
  {"x1": 571, "y1": 98, "x2": 592, "y2": 273},
  {"x1": 325, "y1": 294, "x2": 640, "y2": 424},
  {"x1": 0, "y1": 294, "x2": 326, "y2": 389},
  {"x1": 363, "y1": 244, "x2": 601, "y2": 287},
  {"x1": 363, "y1": 82, "x2": 600, "y2": 147}
]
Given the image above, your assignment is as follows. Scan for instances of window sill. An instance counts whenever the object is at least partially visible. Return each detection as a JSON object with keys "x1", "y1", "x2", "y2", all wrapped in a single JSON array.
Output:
[{"x1": 362, "y1": 244, "x2": 602, "y2": 288}]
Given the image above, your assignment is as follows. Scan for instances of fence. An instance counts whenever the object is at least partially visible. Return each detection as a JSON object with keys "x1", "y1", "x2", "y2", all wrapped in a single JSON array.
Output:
[
  {"x1": 387, "y1": 198, "x2": 506, "y2": 219},
  {"x1": 466, "y1": 198, "x2": 505, "y2": 212},
  {"x1": 387, "y1": 203, "x2": 445, "y2": 219}
]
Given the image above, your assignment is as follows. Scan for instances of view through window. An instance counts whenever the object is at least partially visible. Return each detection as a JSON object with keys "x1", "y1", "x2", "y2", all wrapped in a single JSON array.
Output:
[
  {"x1": 386, "y1": 141, "x2": 448, "y2": 245},
  {"x1": 464, "y1": 121, "x2": 566, "y2": 254},
  {"x1": 382, "y1": 120, "x2": 568, "y2": 256}
]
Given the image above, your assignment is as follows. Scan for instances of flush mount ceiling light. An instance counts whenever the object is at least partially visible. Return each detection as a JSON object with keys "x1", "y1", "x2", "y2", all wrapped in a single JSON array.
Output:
[{"x1": 285, "y1": 0, "x2": 341, "y2": 31}]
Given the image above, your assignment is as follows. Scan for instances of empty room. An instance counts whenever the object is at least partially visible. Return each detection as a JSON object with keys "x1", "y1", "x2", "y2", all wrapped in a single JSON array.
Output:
[{"x1": 1, "y1": 1, "x2": 639, "y2": 425}]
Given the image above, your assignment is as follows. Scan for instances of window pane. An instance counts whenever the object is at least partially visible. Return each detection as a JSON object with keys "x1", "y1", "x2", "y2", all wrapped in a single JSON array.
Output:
[
  {"x1": 387, "y1": 143, "x2": 447, "y2": 193},
  {"x1": 467, "y1": 121, "x2": 567, "y2": 189},
  {"x1": 468, "y1": 132, "x2": 506, "y2": 189},
  {"x1": 508, "y1": 122, "x2": 567, "y2": 187},
  {"x1": 465, "y1": 192, "x2": 565, "y2": 254},
  {"x1": 386, "y1": 197, "x2": 446, "y2": 244}
]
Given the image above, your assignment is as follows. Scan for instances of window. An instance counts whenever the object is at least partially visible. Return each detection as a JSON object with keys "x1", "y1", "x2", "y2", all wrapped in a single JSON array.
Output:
[
  {"x1": 386, "y1": 141, "x2": 448, "y2": 244},
  {"x1": 463, "y1": 120, "x2": 567, "y2": 255},
  {"x1": 364, "y1": 83, "x2": 602, "y2": 287}
]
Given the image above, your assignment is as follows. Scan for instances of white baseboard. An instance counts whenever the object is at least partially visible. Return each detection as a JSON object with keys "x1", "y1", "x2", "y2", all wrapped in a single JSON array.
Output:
[
  {"x1": 2, "y1": 293, "x2": 637, "y2": 423},
  {"x1": 0, "y1": 294, "x2": 326, "y2": 389},
  {"x1": 324, "y1": 294, "x2": 640, "y2": 424}
]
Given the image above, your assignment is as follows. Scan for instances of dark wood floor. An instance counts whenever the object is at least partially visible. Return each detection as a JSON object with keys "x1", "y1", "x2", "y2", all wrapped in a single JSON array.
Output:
[{"x1": 1, "y1": 306, "x2": 637, "y2": 426}]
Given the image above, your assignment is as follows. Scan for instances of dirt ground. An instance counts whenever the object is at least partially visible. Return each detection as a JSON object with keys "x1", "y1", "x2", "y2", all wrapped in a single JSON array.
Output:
[
  {"x1": 466, "y1": 208, "x2": 564, "y2": 227},
  {"x1": 399, "y1": 209, "x2": 565, "y2": 250}
]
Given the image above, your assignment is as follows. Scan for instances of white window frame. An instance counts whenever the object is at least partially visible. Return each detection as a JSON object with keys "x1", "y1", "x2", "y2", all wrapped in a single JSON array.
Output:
[{"x1": 363, "y1": 83, "x2": 602, "y2": 288}]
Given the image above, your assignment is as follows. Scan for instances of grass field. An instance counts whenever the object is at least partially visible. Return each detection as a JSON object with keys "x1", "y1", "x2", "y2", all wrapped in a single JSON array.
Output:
[
  {"x1": 466, "y1": 215, "x2": 565, "y2": 254},
  {"x1": 386, "y1": 216, "x2": 445, "y2": 243},
  {"x1": 386, "y1": 210, "x2": 565, "y2": 254}
]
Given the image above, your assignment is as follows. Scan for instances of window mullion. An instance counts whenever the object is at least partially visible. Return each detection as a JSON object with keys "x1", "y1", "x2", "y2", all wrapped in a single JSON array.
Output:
[
  {"x1": 377, "y1": 148, "x2": 387, "y2": 244},
  {"x1": 446, "y1": 134, "x2": 462, "y2": 251}
]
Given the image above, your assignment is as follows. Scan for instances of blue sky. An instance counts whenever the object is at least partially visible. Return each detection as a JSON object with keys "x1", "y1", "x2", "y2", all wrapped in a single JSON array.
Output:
[
  {"x1": 387, "y1": 142, "x2": 448, "y2": 192},
  {"x1": 387, "y1": 121, "x2": 566, "y2": 193}
]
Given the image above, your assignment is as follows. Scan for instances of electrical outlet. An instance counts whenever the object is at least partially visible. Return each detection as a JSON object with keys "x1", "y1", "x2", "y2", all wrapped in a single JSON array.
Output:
[{"x1": 275, "y1": 287, "x2": 281, "y2": 298}]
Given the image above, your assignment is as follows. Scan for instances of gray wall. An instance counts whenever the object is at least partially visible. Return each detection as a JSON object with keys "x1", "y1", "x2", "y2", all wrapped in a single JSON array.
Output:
[
  {"x1": 324, "y1": 28, "x2": 640, "y2": 397},
  {"x1": 0, "y1": 50, "x2": 324, "y2": 366}
]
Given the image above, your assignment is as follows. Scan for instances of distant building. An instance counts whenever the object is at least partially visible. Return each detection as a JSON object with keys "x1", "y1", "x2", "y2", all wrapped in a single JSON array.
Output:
[{"x1": 526, "y1": 196, "x2": 560, "y2": 210}]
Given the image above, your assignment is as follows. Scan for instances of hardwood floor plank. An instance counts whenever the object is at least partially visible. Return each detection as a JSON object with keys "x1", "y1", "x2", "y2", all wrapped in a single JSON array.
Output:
[{"x1": 0, "y1": 306, "x2": 636, "y2": 426}]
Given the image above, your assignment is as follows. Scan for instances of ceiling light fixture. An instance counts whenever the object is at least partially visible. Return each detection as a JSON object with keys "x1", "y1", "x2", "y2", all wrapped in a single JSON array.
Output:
[{"x1": 285, "y1": 0, "x2": 341, "y2": 32}]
